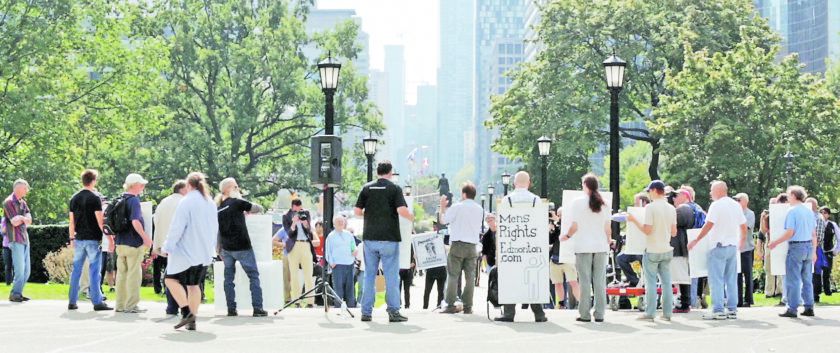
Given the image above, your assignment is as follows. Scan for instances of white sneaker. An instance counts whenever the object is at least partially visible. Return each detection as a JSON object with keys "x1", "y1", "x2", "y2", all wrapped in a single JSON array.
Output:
[
  {"x1": 702, "y1": 312, "x2": 727, "y2": 320},
  {"x1": 725, "y1": 310, "x2": 737, "y2": 320}
]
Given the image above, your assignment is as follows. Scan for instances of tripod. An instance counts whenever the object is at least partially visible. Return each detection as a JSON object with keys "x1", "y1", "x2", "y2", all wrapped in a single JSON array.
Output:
[{"x1": 274, "y1": 258, "x2": 354, "y2": 318}]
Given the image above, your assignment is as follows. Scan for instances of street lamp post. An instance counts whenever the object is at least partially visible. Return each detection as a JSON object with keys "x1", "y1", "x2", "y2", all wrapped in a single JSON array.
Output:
[
  {"x1": 603, "y1": 52, "x2": 627, "y2": 238},
  {"x1": 363, "y1": 135, "x2": 378, "y2": 182},
  {"x1": 318, "y1": 53, "x2": 341, "y2": 232},
  {"x1": 501, "y1": 173, "x2": 511, "y2": 196},
  {"x1": 785, "y1": 150, "x2": 794, "y2": 187},
  {"x1": 487, "y1": 185, "x2": 496, "y2": 213},
  {"x1": 537, "y1": 136, "x2": 552, "y2": 199},
  {"x1": 405, "y1": 185, "x2": 412, "y2": 196},
  {"x1": 393, "y1": 173, "x2": 400, "y2": 184}
]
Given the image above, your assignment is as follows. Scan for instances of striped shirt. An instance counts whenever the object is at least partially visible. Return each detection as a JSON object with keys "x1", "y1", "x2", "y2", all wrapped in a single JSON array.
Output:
[{"x1": 3, "y1": 194, "x2": 30, "y2": 244}]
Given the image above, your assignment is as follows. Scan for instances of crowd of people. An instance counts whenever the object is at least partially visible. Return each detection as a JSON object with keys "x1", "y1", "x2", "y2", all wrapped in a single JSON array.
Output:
[{"x1": 1, "y1": 162, "x2": 839, "y2": 331}]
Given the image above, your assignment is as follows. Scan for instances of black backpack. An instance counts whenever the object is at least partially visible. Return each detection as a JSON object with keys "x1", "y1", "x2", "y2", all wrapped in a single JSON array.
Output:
[
  {"x1": 487, "y1": 266, "x2": 500, "y2": 308},
  {"x1": 104, "y1": 195, "x2": 132, "y2": 235}
]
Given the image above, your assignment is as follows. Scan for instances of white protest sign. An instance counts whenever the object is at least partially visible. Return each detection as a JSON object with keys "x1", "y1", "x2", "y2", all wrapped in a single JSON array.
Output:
[
  {"x1": 497, "y1": 201, "x2": 549, "y2": 304},
  {"x1": 624, "y1": 207, "x2": 647, "y2": 255},
  {"x1": 246, "y1": 215, "x2": 274, "y2": 262},
  {"x1": 560, "y1": 190, "x2": 613, "y2": 263},
  {"x1": 412, "y1": 232, "x2": 447, "y2": 270},
  {"x1": 769, "y1": 203, "x2": 790, "y2": 276},
  {"x1": 687, "y1": 229, "x2": 708, "y2": 278},
  {"x1": 141, "y1": 201, "x2": 153, "y2": 240},
  {"x1": 399, "y1": 196, "x2": 415, "y2": 269},
  {"x1": 687, "y1": 225, "x2": 741, "y2": 278}
]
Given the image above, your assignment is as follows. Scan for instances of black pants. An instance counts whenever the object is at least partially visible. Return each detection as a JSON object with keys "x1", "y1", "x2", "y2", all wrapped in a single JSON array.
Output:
[
  {"x1": 399, "y1": 269, "x2": 414, "y2": 308},
  {"x1": 678, "y1": 284, "x2": 691, "y2": 310},
  {"x1": 424, "y1": 267, "x2": 446, "y2": 309},
  {"x1": 153, "y1": 256, "x2": 168, "y2": 294},
  {"x1": 501, "y1": 304, "x2": 545, "y2": 320},
  {"x1": 823, "y1": 253, "x2": 834, "y2": 296},
  {"x1": 2, "y1": 247, "x2": 12, "y2": 285},
  {"x1": 737, "y1": 250, "x2": 754, "y2": 306}
]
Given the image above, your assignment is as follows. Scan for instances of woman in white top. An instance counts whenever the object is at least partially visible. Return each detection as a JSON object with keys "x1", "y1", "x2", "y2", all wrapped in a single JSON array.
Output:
[
  {"x1": 163, "y1": 172, "x2": 219, "y2": 331},
  {"x1": 561, "y1": 174, "x2": 612, "y2": 322}
]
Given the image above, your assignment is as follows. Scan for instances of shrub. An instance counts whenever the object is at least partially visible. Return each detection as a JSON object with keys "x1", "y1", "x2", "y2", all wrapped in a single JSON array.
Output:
[
  {"x1": 0, "y1": 225, "x2": 69, "y2": 283},
  {"x1": 43, "y1": 246, "x2": 74, "y2": 284}
]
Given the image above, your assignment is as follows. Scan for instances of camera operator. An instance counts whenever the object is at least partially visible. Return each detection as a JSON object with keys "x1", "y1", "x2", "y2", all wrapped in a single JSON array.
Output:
[{"x1": 282, "y1": 199, "x2": 320, "y2": 308}]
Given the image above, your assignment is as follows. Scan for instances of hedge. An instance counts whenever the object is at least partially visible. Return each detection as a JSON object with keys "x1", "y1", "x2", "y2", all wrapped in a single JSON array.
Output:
[{"x1": 1, "y1": 225, "x2": 69, "y2": 283}]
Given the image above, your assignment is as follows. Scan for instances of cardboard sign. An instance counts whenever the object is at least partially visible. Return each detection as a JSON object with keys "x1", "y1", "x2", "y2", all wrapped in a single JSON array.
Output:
[
  {"x1": 412, "y1": 232, "x2": 447, "y2": 270},
  {"x1": 624, "y1": 207, "x2": 647, "y2": 255},
  {"x1": 141, "y1": 202, "x2": 153, "y2": 241},
  {"x1": 399, "y1": 196, "x2": 414, "y2": 269},
  {"x1": 497, "y1": 200, "x2": 549, "y2": 304},
  {"x1": 769, "y1": 203, "x2": 790, "y2": 276}
]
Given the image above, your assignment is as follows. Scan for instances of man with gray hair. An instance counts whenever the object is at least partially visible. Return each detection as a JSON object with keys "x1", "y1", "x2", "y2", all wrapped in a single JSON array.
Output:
[
  {"x1": 770, "y1": 186, "x2": 817, "y2": 318},
  {"x1": 4, "y1": 179, "x2": 32, "y2": 302},
  {"x1": 688, "y1": 181, "x2": 747, "y2": 320},
  {"x1": 733, "y1": 193, "x2": 755, "y2": 307}
]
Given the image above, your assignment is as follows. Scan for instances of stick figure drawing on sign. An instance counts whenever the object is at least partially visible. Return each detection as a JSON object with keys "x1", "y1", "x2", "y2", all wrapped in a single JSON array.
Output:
[{"x1": 524, "y1": 257, "x2": 547, "y2": 301}]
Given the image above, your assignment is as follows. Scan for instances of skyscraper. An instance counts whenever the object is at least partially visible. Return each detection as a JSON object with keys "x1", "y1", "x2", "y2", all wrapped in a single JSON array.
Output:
[
  {"x1": 437, "y1": 0, "x2": 475, "y2": 177},
  {"x1": 524, "y1": 0, "x2": 547, "y2": 62},
  {"x1": 475, "y1": 0, "x2": 526, "y2": 186},
  {"x1": 755, "y1": 0, "x2": 835, "y2": 73},
  {"x1": 384, "y1": 45, "x2": 407, "y2": 174}
]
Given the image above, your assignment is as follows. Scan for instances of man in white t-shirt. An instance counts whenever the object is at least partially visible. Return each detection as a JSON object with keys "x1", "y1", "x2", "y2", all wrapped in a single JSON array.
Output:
[
  {"x1": 627, "y1": 180, "x2": 677, "y2": 321},
  {"x1": 688, "y1": 181, "x2": 747, "y2": 320}
]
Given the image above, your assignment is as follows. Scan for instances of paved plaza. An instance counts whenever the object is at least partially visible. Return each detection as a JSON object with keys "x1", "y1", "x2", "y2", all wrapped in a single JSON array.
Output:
[{"x1": 1, "y1": 280, "x2": 837, "y2": 353}]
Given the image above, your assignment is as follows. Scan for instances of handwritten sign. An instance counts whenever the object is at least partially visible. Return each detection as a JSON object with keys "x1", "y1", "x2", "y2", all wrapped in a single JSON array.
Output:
[{"x1": 497, "y1": 201, "x2": 549, "y2": 304}]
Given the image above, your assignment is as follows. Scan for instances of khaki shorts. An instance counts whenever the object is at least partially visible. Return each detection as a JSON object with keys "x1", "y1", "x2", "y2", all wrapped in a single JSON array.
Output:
[{"x1": 550, "y1": 262, "x2": 578, "y2": 283}]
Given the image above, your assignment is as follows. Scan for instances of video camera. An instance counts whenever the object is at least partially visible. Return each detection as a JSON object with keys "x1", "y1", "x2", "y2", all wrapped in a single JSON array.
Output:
[
  {"x1": 666, "y1": 190, "x2": 678, "y2": 205},
  {"x1": 298, "y1": 211, "x2": 309, "y2": 221}
]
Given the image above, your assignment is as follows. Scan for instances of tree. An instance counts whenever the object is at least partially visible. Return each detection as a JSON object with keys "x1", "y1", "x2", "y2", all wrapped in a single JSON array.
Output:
[
  {"x1": 653, "y1": 31, "x2": 840, "y2": 207},
  {"x1": 487, "y1": 0, "x2": 777, "y2": 185},
  {"x1": 146, "y1": 0, "x2": 380, "y2": 202},
  {"x1": 602, "y1": 141, "x2": 652, "y2": 209}
]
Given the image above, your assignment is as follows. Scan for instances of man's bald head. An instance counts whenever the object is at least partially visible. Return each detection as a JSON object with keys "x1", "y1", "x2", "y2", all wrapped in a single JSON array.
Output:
[
  {"x1": 710, "y1": 181, "x2": 728, "y2": 201},
  {"x1": 513, "y1": 171, "x2": 531, "y2": 189}
]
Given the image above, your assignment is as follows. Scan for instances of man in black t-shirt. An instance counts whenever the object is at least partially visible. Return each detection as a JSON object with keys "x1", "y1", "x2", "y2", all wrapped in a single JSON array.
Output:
[
  {"x1": 216, "y1": 178, "x2": 267, "y2": 317},
  {"x1": 354, "y1": 161, "x2": 414, "y2": 323},
  {"x1": 67, "y1": 169, "x2": 113, "y2": 312}
]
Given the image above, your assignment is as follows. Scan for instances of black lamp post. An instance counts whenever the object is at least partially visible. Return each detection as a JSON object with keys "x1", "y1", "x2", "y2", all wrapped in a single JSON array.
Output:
[
  {"x1": 487, "y1": 185, "x2": 496, "y2": 212},
  {"x1": 603, "y1": 52, "x2": 626, "y2": 237},
  {"x1": 537, "y1": 136, "x2": 552, "y2": 199},
  {"x1": 318, "y1": 53, "x2": 341, "y2": 232},
  {"x1": 784, "y1": 150, "x2": 794, "y2": 187},
  {"x1": 363, "y1": 134, "x2": 378, "y2": 182},
  {"x1": 405, "y1": 185, "x2": 412, "y2": 196},
  {"x1": 393, "y1": 173, "x2": 400, "y2": 185},
  {"x1": 501, "y1": 173, "x2": 511, "y2": 196}
]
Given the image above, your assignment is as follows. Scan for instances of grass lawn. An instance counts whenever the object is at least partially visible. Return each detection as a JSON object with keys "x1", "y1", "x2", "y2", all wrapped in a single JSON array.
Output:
[
  {"x1": 0, "y1": 282, "x2": 388, "y2": 307},
  {"x1": 0, "y1": 283, "x2": 214, "y2": 303}
]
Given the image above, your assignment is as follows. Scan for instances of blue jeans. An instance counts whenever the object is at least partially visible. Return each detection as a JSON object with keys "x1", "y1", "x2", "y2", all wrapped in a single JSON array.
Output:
[
  {"x1": 643, "y1": 251, "x2": 673, "y2": 318},
  {"x1": 356, "y1": 270, "x2": 365, "y2": 303},
  {"x1": 9, "y1": 243, "x2": 30, "y2": 296},
  {"x1": 222, "y1": 249, "x2": 263, "y2": 311},
  {"x1": 362, "y1": 240, "x2": 400, "y2": 316},
  {"x1": 617, "y1": 253, "x2": 643, "y2": 286},
  {"x1": 332, "y1": 264, "x2": 356, "y2": 308},
  {"x1": 785, "y1": 242, "x2": 815, "y2": 311},
  {"x1": 69, "y1": 240, "x2": 104, "y2": 305},
  {"x1": 708, "y1": 244, "x2": 738, "y2": 313}
]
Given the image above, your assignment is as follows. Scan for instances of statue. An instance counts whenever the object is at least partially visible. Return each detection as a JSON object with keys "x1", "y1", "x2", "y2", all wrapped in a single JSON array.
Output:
[{"x1": 437, "y1": 173, "x2": 450, "y2": 196}]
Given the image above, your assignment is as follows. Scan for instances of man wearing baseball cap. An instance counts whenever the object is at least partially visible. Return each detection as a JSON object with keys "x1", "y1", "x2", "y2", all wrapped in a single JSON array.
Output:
[
  {"x1": 627, "y1": 180, "x2": 677, "y2": 321},
  {"x1": 115, "y1": 173, "x2": 153, "y2": 313}
]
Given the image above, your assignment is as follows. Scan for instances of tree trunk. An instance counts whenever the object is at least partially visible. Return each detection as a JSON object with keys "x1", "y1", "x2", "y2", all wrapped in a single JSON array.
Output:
[{"x1": 648, "y1": 139, "x2": 661, "y2": 181}]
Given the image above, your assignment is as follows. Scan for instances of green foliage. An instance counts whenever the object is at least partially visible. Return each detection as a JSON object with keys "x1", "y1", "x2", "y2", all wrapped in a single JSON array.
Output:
[
  {"x1": 654, "y1": 31, "x2": 840, "y2": 207},
  {"x1": 602, "y1": 142, "x2": 652, "y2": 209},
  {"x1": 488, "y1": 0, "x2": 777, "y2": 199},
  {"x1": 0, "y1": 225, "x2": 70, "y2": 283},
  {"x1": 0, "y1": 0, "x2": 380, "y2": 223}
]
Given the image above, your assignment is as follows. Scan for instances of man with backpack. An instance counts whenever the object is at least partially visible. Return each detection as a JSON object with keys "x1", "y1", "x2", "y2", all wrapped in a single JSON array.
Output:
[
  {"x1": 673, "y1": 189, "x2": 699, "y2": 313},
  {"x1": 110, "y1": 173, "x2": 152, "y2": 314}
]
